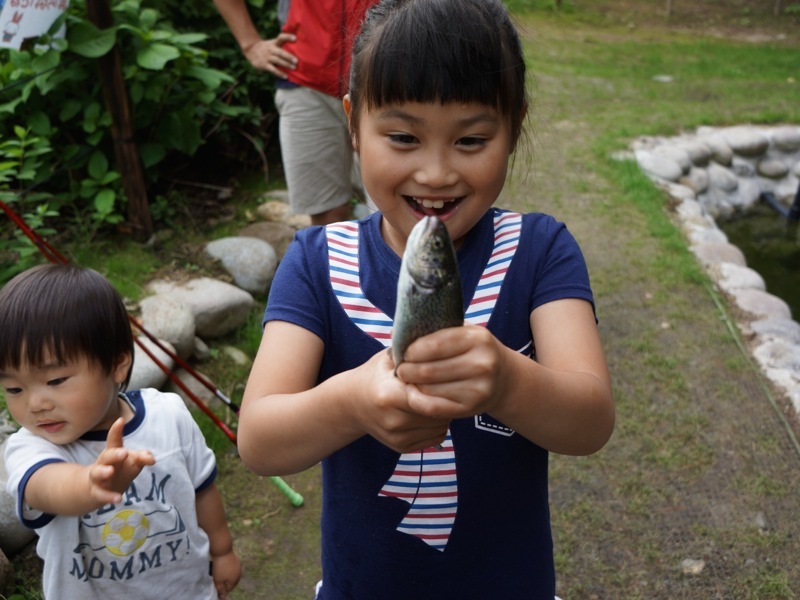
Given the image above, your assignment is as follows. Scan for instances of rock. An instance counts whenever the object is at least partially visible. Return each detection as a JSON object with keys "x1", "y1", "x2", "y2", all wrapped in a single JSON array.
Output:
[
  {"x1": 193, "y1": 337, "x2": 212, "y2": 362},
  {"x1": 751, "y1": 317, "x2": 800, "y2": 345},
  {"x1": 206, "y1": 236, "x2": 278, "y2": 296},
  {"x1": 730, "y1": 288, "x2": 792, "y2": 320},
  {"x1": 704, "y1": 135, "x2": 733, "y2": 166},
  {"x1": 165, "y1": 368, "x2": 219, "y2": 410},
  {"x1": 697, "y1": 190, "x2": 735, "y2": 220},
  {"x1": 675, "y1": 197, "x2": 704, "y2": 220},
  {"x1": 707, "y1": 163, "x2": 739, "y2": 192},
  {"x1": 256, "y1": 199, "x2": 290, "y2": 222},
  {"x1": 685, "y1": 223, "x2": 727, "y2": 245},
  {"x1": 238, "y1": 221, "x2": 297, "y2": 260},
  {"x1": 775, "y1": 175, "x2": 799, "y2": 201},
  {"x1": 653, "y1": 145, "x2": 692, "y2": 173},
  {"x1": 0, "y1": 547, "x2": 13, "y2": 597},
  {"x1": 139, "y1": 295, "x2": 196, "y2": 360},
  {"x1": 222, "y1": 345, "x2": 251, "y2": 367},
  {"x1": 723, "y1": 126, "x2": 770, "y2": 157},
  {"x1": 635, "y1": 149, "x2": 683, "y2": 182},
  {"x1": 681, "y1": 140, "x2": 713, "y2": 166},
  {"x1": 681, "y1": 558, "x2": 706, "y2": 575},
  {"x1": 772, "y1": 126, "x2": 800, "y2": 152},
  {"x1": 0, "y1": 440, "x2": 37, "y2": 556},
  {"x1": 716, "y1": 262, "x2": 765, "y2": 291},
  {"x1": 665, "y1": 182, "x2": 698, "y2": 202},
  {"x1": 736, "y1": 177, "x2": 762, "y2": 209},
  {"x1": 147, "y1": 278, "x2": 255, "y2": 339},
  {"x1": 753, "y1": 339, "x2": 800, "y2": 373},
  {"x1": 679, "y1": 167, "x2": 709, "y2": 194},
  {"x1": 261, "y1": 189, "x2": 290, "y2": 204},
  {"x1": 129, "y1": 336, "x2": 176, "y2": 390},
  {"x1": 757, "y1": 158, "x2": 789, "y2": 179},
  {"x1": 691, "y1": 242, "x2": 746, "y2": 267},
  {"x1": 285, "y1": 214, "x2": 312, "y2": 229}
]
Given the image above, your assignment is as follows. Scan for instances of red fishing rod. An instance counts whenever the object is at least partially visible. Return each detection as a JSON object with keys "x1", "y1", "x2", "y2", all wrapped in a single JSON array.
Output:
[{"x1": 0, "y1": 199, "x2": 303, "y2": 506}]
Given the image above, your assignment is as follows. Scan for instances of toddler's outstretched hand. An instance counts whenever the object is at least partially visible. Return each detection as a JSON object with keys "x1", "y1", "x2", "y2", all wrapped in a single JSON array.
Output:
[{"x1": 88, "y1": 417, "x2": 155, "y2": 505}]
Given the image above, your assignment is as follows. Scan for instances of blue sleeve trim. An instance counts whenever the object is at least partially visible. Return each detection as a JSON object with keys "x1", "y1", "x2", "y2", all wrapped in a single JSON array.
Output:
[
  {"x1": 17, "y1": 458, "x2": 64, "y2": 529},
  {"x1": 195, "y1": 465, "x2": 218, "y2": 493}
]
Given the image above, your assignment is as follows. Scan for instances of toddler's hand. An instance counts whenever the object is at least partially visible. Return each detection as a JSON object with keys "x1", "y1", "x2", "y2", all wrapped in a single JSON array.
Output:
[
  {"x1": 89, "y1": 417, "x2": 155, "y2": 505},
  {"x1": 212, "y1": 550, "x2": 241, "y2": 599}
]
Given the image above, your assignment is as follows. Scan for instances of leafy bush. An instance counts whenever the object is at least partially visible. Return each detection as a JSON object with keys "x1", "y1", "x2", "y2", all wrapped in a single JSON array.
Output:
[{"x1": 0, "y1": 0, "x2": 279, "y2": 282}]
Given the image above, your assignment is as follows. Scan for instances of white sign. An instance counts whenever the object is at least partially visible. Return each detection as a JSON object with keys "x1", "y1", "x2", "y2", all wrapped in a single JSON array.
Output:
[{"x1": 0, "y1": 0, "x2": 69, "y2": 50}]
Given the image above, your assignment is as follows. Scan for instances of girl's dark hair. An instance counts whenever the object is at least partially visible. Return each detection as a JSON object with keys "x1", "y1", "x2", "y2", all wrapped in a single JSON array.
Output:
[
  {"x1": 348, "y1": 0, "x2": 528, "y2": 146},
  {"x1": 0, "y1": 264, "x2": 134, "y2": 388}
]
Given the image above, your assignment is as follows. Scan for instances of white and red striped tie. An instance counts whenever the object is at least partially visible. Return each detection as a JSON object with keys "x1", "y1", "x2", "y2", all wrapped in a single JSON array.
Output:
[{"x1": 377, "y1": 433, "x2": 458, "y2": 551}]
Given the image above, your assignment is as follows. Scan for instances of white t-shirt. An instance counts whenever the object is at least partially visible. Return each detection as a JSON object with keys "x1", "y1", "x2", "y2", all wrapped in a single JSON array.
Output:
[{"x1": 4, "y1": 388, "x2": 218, "y2": 599}]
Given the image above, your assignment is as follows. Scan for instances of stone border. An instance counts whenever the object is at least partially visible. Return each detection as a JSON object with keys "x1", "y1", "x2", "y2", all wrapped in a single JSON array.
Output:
[{"x1": 624, "y1": 125, "x2": 800, "y2": 418}]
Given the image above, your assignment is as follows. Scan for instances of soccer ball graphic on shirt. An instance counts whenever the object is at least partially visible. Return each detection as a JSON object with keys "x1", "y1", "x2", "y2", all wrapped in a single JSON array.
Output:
[
  {"x1": 102, "y1": 509, "x2": 150, "y2": 556},
  {"x1": 78, "y1": 505, "x2": 185, "y2": 557}
]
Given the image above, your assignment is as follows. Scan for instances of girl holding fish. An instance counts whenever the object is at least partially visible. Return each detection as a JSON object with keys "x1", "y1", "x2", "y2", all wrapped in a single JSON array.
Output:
[{"x1": 240, "y1": 0, "x2": 615, "y2": 597}]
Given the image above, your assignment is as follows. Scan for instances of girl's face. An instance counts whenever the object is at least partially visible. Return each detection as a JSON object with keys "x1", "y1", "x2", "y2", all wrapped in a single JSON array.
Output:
[
  {"x1": 346, "y1": 99, "x2": 514, "y2": 256},
  {"x1": 0, "y1": 352, "x2": 132, "y2": 445}
]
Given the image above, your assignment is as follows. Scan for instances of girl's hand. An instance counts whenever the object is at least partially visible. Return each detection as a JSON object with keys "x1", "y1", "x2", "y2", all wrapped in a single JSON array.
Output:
[
  {"x1": 89, "y1": 418, "x2": 155, "y2": 504},
  {"x1": 351, "y1": 348, "x2": 450, "y2": 454},
  {"x1": 395, "y1": 325, "x2": 508, "y2": 419}
]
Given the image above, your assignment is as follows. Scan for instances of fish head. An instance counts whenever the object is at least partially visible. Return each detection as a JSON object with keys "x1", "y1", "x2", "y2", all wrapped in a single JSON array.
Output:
[{"x1": 404, "y1": 216, "x2": 458, "y2": 290}]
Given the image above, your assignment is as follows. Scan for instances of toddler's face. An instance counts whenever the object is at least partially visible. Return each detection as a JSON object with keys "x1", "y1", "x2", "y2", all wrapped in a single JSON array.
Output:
[{"x1": 0, "y1": 352, "x2": 130, "y2": 444}]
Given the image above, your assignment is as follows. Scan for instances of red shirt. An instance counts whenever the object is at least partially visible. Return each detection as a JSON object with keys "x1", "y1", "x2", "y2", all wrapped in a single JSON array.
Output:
[{"x1": 281, "y1": 0, "x2": 377, "y2": 98}]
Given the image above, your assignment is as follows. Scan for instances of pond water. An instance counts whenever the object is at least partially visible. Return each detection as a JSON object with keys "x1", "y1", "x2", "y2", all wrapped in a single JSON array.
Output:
[{"x1": 718, "y1": 203, "x2": 800, "y2": 319}]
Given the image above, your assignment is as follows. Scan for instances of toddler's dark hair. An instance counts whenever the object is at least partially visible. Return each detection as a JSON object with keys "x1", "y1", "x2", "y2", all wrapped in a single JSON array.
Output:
[
  {"x1": 348, "y1": 0, "x2": 528, "y2": 146},
  {"x1": 0, "y1": 264, "x2": 134, "y2": 388}
]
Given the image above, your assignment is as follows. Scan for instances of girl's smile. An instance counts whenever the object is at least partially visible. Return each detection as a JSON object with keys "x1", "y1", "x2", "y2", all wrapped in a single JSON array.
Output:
[{"x1": 346, "y1": 99, "x2": 515, "y2": 257}]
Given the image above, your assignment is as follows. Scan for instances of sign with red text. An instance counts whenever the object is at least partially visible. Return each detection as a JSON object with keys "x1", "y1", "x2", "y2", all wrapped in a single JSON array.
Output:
[{"x1": 0, "y1": 0, "x2": 68, "y2": 50}]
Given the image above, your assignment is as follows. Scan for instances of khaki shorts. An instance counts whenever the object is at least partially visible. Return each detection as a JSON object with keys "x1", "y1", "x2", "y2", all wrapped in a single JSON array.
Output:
[{"x1": 275, "y1": 86, "x2": 366, "y2": 216}]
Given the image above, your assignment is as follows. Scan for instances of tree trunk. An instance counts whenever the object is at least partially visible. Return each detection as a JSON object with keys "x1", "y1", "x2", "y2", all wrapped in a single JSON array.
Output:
[
  {"x1": 774, "y1": 0, "x2": 782, "y2": 16},
  {"x1": 666, "y1": 0, "x2": 673, "y2": 18},
  {"x1": 84, "y1": 0, "x2": 153, "y2": 239}
]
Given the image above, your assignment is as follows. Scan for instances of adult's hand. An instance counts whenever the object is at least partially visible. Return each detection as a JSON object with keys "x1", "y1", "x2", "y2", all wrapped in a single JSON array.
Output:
[{"x1": 243, "y1": 32, "x2": 298, "y2": 78}]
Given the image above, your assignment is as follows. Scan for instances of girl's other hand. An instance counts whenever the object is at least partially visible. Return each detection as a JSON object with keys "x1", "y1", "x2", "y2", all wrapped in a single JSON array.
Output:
[
  {"x1": 351, "y1": 348, "x2": 450, "y2": 454},
  {"x1": 395, "y1": 325, "x2": 507, "y2": 419}
]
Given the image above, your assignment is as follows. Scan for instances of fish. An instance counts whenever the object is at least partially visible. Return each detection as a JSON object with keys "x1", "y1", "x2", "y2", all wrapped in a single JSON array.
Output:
[{"x1": 391, "y1": 216, "x2": 463, "y2": 372}]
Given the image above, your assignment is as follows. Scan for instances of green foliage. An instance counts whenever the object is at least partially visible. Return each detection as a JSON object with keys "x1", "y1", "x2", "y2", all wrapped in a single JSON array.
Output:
[
  {"x1": 0, "y1": 127, "x2": 56, "y2": 281},
  {"x1": 0, "y1": 0, "x2": 278, "y2": 283}
]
